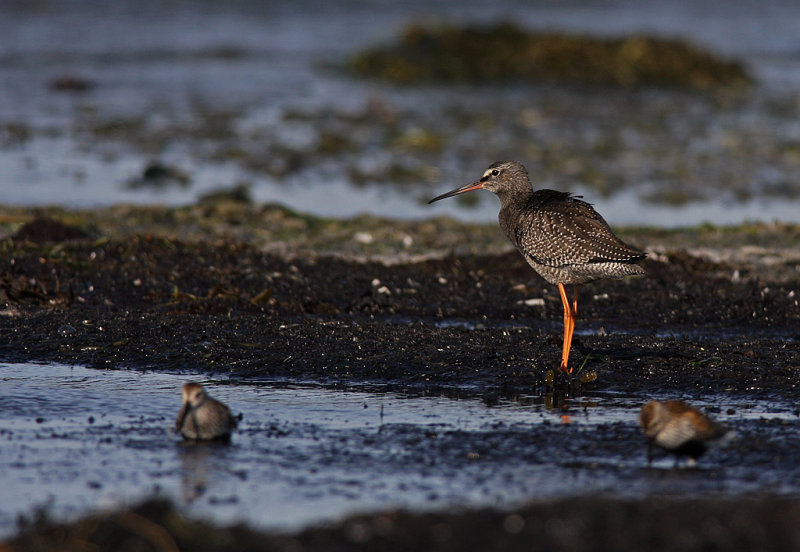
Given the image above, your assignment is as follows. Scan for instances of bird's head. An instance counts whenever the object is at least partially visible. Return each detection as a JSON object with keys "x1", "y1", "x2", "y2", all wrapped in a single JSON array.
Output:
[
  {"x1": 639, "y1": 401, "x2": 668, "y2": 437},
  {"x1": 428, "y1": 160, "x2": 530, "y2": 204},
  {"x1": 181, "y1": 382, "x2": 207, "y2": 407}
]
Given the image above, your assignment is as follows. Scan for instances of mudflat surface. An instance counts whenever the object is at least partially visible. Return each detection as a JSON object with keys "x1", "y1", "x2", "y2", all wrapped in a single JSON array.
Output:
[
  {"x1": 2, "y1": 203, "x2": 799, "y2": 396},
  {"x1": 2, "y1": 204, "x2": 800, "y2": 550}
]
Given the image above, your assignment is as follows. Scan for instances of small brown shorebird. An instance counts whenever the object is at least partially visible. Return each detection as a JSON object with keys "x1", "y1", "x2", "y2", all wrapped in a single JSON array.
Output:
[
  {"x1": 429, "y1": 160, "x2": 645, "y2": 373},
  {"x1": 640, "y1": 400, "x2": 730, "y2": 467},
  {"x1": 175, "y1": 382, "x2": 238, "y2": 441}
]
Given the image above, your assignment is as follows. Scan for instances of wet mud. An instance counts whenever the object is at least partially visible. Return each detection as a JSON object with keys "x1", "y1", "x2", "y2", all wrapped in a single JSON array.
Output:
[
  {"x1": 2, "y1": 209, "x2": 800, "y2": 549},
  {"x1": 2, "y1": 212, "x2": 799, "y2": 398}
]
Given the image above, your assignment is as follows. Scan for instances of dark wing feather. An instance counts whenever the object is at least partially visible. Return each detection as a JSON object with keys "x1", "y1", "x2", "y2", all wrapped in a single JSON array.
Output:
[{"x1": 509, "y1": 191, "x2": 644, "y2": 268}]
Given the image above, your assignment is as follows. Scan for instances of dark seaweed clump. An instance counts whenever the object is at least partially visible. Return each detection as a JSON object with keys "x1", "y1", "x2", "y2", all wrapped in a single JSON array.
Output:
[
  {"x1": 349, "y1": 23, "x2": 752, "y2": 90},
  {"x1": 11, "y1": 496, "x2": 800, "y2": 552}
]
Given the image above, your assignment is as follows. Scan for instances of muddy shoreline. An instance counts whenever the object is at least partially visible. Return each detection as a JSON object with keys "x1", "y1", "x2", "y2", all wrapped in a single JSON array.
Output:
[
  {"x1": 2, "y1": 203, "x2": 800, "y2": 548},
  {"x1": 2, "y1": 203, "x2": 799, "y2": 397}
]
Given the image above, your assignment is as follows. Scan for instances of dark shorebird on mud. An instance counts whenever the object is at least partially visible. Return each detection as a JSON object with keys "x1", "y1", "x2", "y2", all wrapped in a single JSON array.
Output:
[
  {"x1": 429, "y1": 160, "x2": 646, "y2": 373},
  {"x1": 640, "y1": 400, "x2": 731, "y2": 467},
  {"x1": 175, "y1": 382, "x2": 238, "y2": 441}
]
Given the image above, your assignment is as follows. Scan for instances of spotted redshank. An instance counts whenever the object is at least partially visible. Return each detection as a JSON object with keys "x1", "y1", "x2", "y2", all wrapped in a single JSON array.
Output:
[{"x1": 428, "y1": 160, "x2": 646, "y2": 373}]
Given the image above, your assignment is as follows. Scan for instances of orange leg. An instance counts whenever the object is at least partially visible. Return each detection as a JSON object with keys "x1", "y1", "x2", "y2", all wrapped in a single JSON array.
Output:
[
  {"x1": 572, "y1": 285, "x2": 578, "y2": 318},
  {"x1": 557, "y1": 283, "x2": 578, "y2": 374},
  {"x1": 569, "y1": 285, "x2": 578, "y2": 364}
]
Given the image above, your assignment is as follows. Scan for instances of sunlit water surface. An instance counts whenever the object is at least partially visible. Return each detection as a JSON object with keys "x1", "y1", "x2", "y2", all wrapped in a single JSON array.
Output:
[
  {"x1": 2, "y1": 362, "x2": 800, "y2": 539},
  {"x1": 3, "y1": 1, "x2": 800, "y2": 225}
]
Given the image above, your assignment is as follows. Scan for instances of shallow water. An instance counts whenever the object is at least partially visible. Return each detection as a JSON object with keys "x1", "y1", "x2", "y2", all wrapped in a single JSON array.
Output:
[
  {"x1": 2, "y1": 362, "x2": 800, "y2": 539},
  {"x1": 3, "y1": 1, "x2": 800, "y2": 225}
]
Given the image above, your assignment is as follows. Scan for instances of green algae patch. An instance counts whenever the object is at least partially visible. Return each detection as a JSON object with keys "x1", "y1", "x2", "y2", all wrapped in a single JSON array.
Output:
[
  {"x1": 2, "y1": 203, "x2": 799, "y2": 257},
  {"x1": 349, "y1": 23, "x2": 753, "y2": 90},
  {"x1": 3, "y1": 204, "x2": 800, "y2": 285}
]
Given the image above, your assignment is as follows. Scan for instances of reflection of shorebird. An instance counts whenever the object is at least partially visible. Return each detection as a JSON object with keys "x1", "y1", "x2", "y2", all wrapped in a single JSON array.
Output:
[
  {"x1": 640, "y1": 400, "x2": 730, "y2": 467},
  {"x1": 177, "y1": 444, "x2": 211, "y2": 502},
  {"x1": 175, "y1": 382, "x2": 237, "y2": 441},
  {"x1": 429, "y1": 160, "x2": 646, "y2": 373}
]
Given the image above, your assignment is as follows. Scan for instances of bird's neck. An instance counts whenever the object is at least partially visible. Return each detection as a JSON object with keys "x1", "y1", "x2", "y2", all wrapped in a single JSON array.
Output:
[
  {"x1": 497, "y1": 184, "x2": 534, "y2": 215},
  {"x1": 497, "y1": 185, "x2": 534, "y2": 245}
]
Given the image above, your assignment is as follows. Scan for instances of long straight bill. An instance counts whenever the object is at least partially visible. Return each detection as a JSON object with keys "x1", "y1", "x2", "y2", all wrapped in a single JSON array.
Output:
[{"x1": 428, "y1": 181, "x2": 484, "y2": 204}]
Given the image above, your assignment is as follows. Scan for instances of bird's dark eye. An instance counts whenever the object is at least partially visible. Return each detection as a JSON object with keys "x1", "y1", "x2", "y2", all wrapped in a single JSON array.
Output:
[{"x1": 491, "y1": 169, "x2": 500, "y2": 177}]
